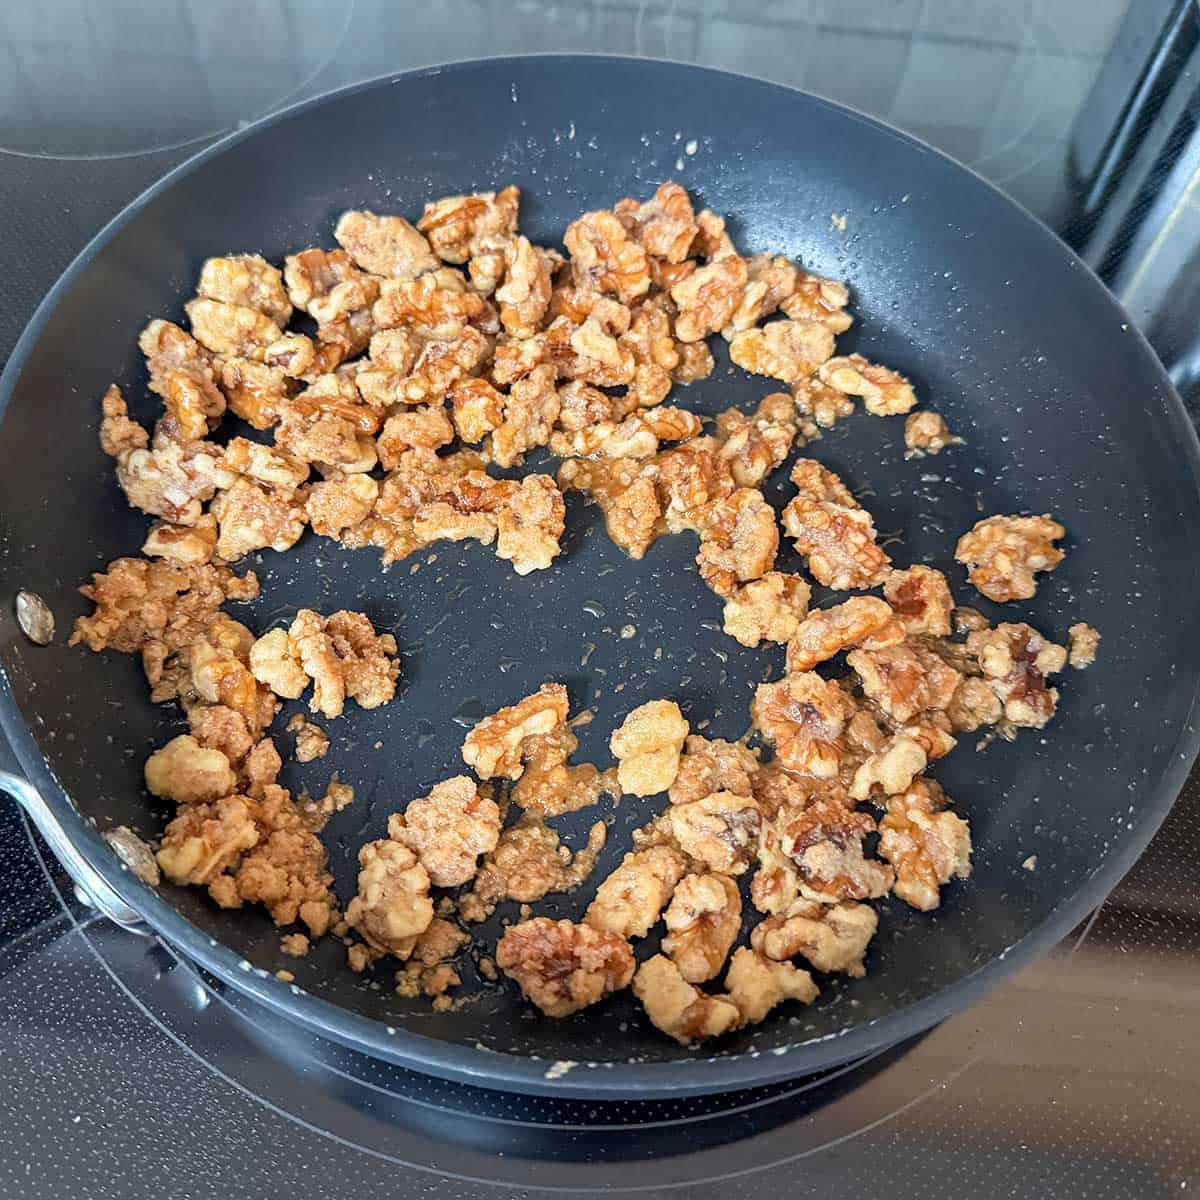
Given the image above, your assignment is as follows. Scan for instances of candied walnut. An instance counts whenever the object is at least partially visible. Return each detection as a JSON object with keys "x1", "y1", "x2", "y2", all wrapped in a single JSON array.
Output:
[
  {"x1": 99, "y1": 384, "x2": 148, "y2": 457},
  {"x1": 70, "y1": 558, "x2": 258, "y2": 656},
  {"x1": 750, "y1": 897, "x2": 877, "y2": 977},
  {"x1": 729, "y1": 319, "x2": 835, "y2": 383},
  {"x1": 333, "y1": 209, "x2": 438, "y2": 279},
  {"x1": 142, "y1": 514, "x2": 218, "y2": 566},
  {"x1": 305, "y1": 473, "x2": 379, "y2": 538},
  {"x1": 283, "y1": 247, "x2": 379, "y2": 325},
  {"x1": 779, "y1": 271, "x2": 853, "y2": 334},
  {"x1": 198, "y1": 254, "x2": 292, "y2": 326},
  {"x1": 373, "y1": 268, "x2": 495, "y2": 337},
  {"x1": 280, "y1": 932, "x2": 310, "y2": 958},
  {"x1": 785, "y1": 597, "x2": 904, "y2": 673},
  {"x1": 654, "y1": 437, "x2": 735, "y2": 530},
  {"x1": 793, "y1": 376, "x2": 855, "y2": 438},
  {"x1": 715, "y1": 392, "x2": 799, "y2": 487},
  {"x1": 449, "y1": 377, "x2": 506, "y2": 444},
  {"x1": 184, "y1": 616, "x2": 277, "y2": 733},
  {"x1": 585, "y1": 845, "x2": 687, "y2": 939},
  {"x1": 497, "y1": 917, "x2": 635, "y2": 1018},
  {"x1": 395, "y1": 917, "x2": 471, "y2": 1003},
  {"x1": 904, "y1": 410, "x2": 961, "y2": 458},
  {"x1": 946, "y1": 676, "x2": 1003, "y2": 732},
  {"x1": 569, "y1": 314, "x2": 637, "y2": 386},
  {"x1": 668, "y1": 792, "x2": 761, "y2": 875},
  {"x1": 138, "y1": 320, "x2": 226, "y2": 441},
  {"x1": 633, "y1": 955, "x2": 739, "y2": 1045},
  {"x1": 249, "y1": 628, "x2": 307, "y2": 699},
  {"x1": 157, "y1": 795, "x2": 259, "y2": 885},
  {"x1": 789, "y1": 457, "x2": 857, "y2": 505},
  {"x1": 376, "y1": 406, "x2": 455, "y2": 469},
  {"x1": 417, "y1": 187, "x2": 520, "y2": 267},
  {"x1": 884, "y1": 566, "x2": 953, "y2": 637},
  {"x1": 955, "y1": 514, "x2": 1066, "y2": 603},
  {"x1": 276, "y1": 374, "x2": 380, "y2": 469},
  {"x1": 967, "y1": 622, "x2": 1067, "y2": 728},
  {"x1": 848, "y1": 641, "x2": 962, "y2": 725},
  {"x1": 752, "y1": 672, "x2": 854, "y2": 777},
  {"x1": 188, "y1": 703, "x2": 255, "y2": 766},
  {"x1": 287, "y1": 609, "x2": 400, "y2": 718},
  {"x1": 286, "y1": 713, "x2": 330, "y2": 763},
  {"x1": 114, "y1": 435, "x2": 234, "y2": 526},
  {"x1": 265, "y1": 332, "x2": 348, "y2": 382},
  {"x1": 217, "y1": 358, "x2": 291, "y2": 429},
  {"x1": 750, "y1": 762, "x2": 847, "y2": 822},
  {"x1": 723, "y1": 254, "x2": 801, "y2": 337},
  {"x1": 878, "y1": 780, "x2": 971, "y2": 911},
  {"x1": 621, "y1": 300, "x2": 679, "y2": 387},
  {"x1": 671, "y1": 254, "x2": 748, "y2": 343},
  {"x1": 669, "y1": 735, "x2": 758, "y2": 806},
  {"x1": 662, "y1": 874, "x2": 742, "y2": 983},
  {"x1": 345, "y1": 839, "x2": 434, "y2": 960},
  {"x1": 242, "y1": 737, "x2": 282, "y2": 797},
  {"x1": 1068, "y1": 622, "x2": 1100, "y2": 669},
  {"x1": 512, "y1": 724, "x2": 618, "y2": 817},
  {"x1": 222, "y1": 438, "x2": 308, "y2": 490},
  {"x1": 143, "y1": 734, "x2": 237, "y2": 805},
  {"x1": 725, "y1": 947, "x2": 818, "y2": 1025},
  {"x1": 389, "y1": 776, "x2": 501, "y2": 888},
  {"x1": 848, "y1": 731, "x2": 931, "y2": 802},
  {"x1": 672, "y1": 340, "x2": 715, "y2": 384},
  {"x1": 775, "y1": 797, "x2": 893, "y2": 902},
  {"x1": 818, "y1": 354, "x2": 916, "y2": 416},
  {"x1": 462, "y1": 683, "x2": 569, "y2": 780},
  {"x1": 495, "y1": 236, "x2": 554, "y2": 338},
  {"x1": 185, "y1": 298, "x2": 282, "y2": 362},
  {"x1": 723, "y1": 572, "x2": 811, "y2": 648},
  {"x1": 609, "y1": 699, "x2": 690, "y2": 796},
  {"x1": 558, "y1": 457, "x2": 663, "y2": 559},
  {"x1": 491, "y1": 364, "x2": 561, "y2": 467},
  {"x1": 564, "y1": 210, "x2": 651, "y2": 305},
  {"x1": 614, "y1": 182, "x2": 698, "y2": 263},
  {"x1": 209, "y1": 476, "x2": 307, "y2": 560},
  {"x1": 696, "y1": 487, "x2": 779, "y2": 598}
]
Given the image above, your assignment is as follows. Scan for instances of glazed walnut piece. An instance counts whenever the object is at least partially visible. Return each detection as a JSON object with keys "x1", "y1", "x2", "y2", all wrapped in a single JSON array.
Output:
[
  {"x1": 197, "y1": 254, "x2": 293, "y2": 326},
  {"x1": 668, "y1": 792, "x2": 761, "y2": 875},
  {"x1": 775, "y1": 797, "x2": 894, "y2": 902},
  {"x1": 904, "y1": 410, "x2": 961, "y2": 458},
  {"x1": 564, "y1": 209, "x2": 651, "y2": 305},
  {"x1": 333, "y1": 209, "x2": 438, "y2": 279},
  {"x1": 669, "y1": 736, "x2": 759, "y2": 806},
  {"x1": 496, "y1": 917, "x2": 635, "y2": 1018},
  {"x1": 967, "y1": 621, "x2": 1068, "y2": 728},
  {"x1": 585, "y1": 845, "x2": 688, "y2": 939},
  {"x1": 1068, "y1": 622, "x2": 1101, "y2": 669},
  {"x1": 818, "y1": 354, "x2": 916, "y2": 416},
  {"x1": 724, "y1": 947, "x2": 818, "y2": 1026},
  {"x1": 847, "y1": 640, "x2": 963, "y2": 725},
  {"x1": 461, "y1": 683, "x2": 570, "y2": 781},
  {"x1": 633, "y1": 954, "x2": 740, "y2": 1045},
  {"x1": 344, "y1": 839, "x2": 434, "y2": 961},
  {"x1": 878, "y1": 780, "x2": 972, "y2": 912},
  {"x1": 955, "y1": 514, "x2": 1066, "y2": 602},
  {"x1": 156, "y1": 794, "x2": 260, "y2": 887},
  {"x1": 714, "y1": 392, "x2": 799, "y2": 487},
  {"x1": 728, "y1": 318, "x2": 836, "y2": 384},
  {"x1": 614, "y1": 181, "x2": 699, "y2": 263},
  {"x1": 695, "y1": 487, "x2": 779, "y2": 598},
  {"x1": 494, "y1": 236, "x2": 555, "y2": 338},
  {"x1": 512, "y1": 724, "x2": 619, "y2": 818},
  {"x1": 609, "y1": 699, "x2": 690, "y2": 796},
  {"x1": 143, "y1": 734, "x2": 237, "y2": 805},
  {"x1": 750, "y1": 897, "x2": 878, "y2": 977},
  {"x1": 752, "y1": 672, "x2": 854, "y2": 777},
  {"x1": 722, "y1": 573, "x2": 812, "y2": 648},
  {"x1": 785, "y1": 597, "x2": 905, "y2": 674},
  {"x1": 662, "y1": 874, "x2": 742, "y2": 983},
  {"x1": 417, "y1": 186, "x2": 520, "y2": 268},
  {"x1": 779, "y1": 271, "x2": 854, "y2": 334},
  {"x1": 671, "y1": 254, "x2": 749, "y2": 343},
  {"x1": 389, "y1": 775, "x2": 501, "y2": 888},
  {"x1": 883, "y1": 566, "x2": 954, "y2": 637},
  {"x1": 558, "y1": 457, "x2": 664, "y2": 560},
  {"x1": 782, "y1": 459, "x2": 891, "y2": 590}
]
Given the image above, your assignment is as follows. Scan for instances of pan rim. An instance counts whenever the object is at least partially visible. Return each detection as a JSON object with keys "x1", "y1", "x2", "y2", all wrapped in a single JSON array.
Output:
[{"x1": 2, "y1": 52, "x2": 1199, "y2": 1099}]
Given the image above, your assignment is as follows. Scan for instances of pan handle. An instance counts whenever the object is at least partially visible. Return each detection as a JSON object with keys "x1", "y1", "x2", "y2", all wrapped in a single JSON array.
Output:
[{"x1": 0, "y1": 770, "x2": 147, "y2": 930}]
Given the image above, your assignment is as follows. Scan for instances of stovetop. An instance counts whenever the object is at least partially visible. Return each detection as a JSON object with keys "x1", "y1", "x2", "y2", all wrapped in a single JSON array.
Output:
[{"x1": 3, "y1": 2, "x2": 1199, "y2": 1197}]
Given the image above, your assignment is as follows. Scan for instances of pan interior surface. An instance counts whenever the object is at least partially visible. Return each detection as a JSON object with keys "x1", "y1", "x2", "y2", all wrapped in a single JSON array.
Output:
[{"x1": 1, "y1": 57, "x2": 1198, "y2": 1092}]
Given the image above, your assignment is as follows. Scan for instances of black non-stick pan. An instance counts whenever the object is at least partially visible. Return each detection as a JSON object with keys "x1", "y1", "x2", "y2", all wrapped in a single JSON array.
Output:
[{"x1": 2, "y1": 56, "x2": 1199, "y2": 1099}]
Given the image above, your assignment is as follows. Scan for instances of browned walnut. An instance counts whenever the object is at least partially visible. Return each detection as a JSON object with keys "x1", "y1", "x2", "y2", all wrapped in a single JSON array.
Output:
[
  {"x1": 750, "y1": 897, "x2": 877, "y2": 977},
  {"x1": 662, "y1": 873, "x2": 742, "y2": 983},
  {"x1": 883, "y1": 566, "x2": 954, "y2": 637},
  {"x1": 585, "y1": 845, "x2": 688, "y2": 939},
  {"x1": 752, "y1": 672, "x2": 855, "y2": 778},
  {"x1": 878, "y1": 780, "x2": 972, "y2": 911},
  {"x1": 955, "y1": 514, "x2": 1065, "y2": 602}
]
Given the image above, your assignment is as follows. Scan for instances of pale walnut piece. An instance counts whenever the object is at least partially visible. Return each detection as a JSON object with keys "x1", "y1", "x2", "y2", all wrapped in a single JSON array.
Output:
[
  {"x1": 1068, "y1": 622, "x2": 1101, "y2": 669},
  {"x1": 662, "y1": 874, "x2": 742, "y2": 983},
  {"x1": 633, "y1": 954, "x2": 740, "y2": 1045},
  {"x1": 496, "y1": 917, "x2": 635, "y2": 1018},
  {"x1": 884, "y1": 566, "x2": 954, "y2": 637},
  {"x1": 286, "y1": 609, "x2": 400, "y2": 718},
  {"x1": 967, "y1": 622, "x2": 1067, "y2": 728},
  {"x1": 462, "y1": 683, "x2": 570, "y2": 780},
  {"x1": 333, "y1": 210, "x2": 438, "y2": 279},
  {"x1": 143, "y1": 734, "x2": 237, "y2": 805},
  {"x1": 724, "y1": 947, "x2": 818, "y2": 1026},
  {"x1": 728, "y1": 319, "x2": 835, "y2": 383},
  {"x1": 695, "y1": 487, "x2": 779, "y2": 598},
  {"x1": 345, "y1": 839, "x2": 434, "y2": 961},
  {"x1": 389, "y1": 775, "x2": 501, "y2": 888},
  {"x1": 750, "y1": 897, "x2": 877, "y2": 978},
  {"x1": 156, "y1": 794, "x2": 259, "y2": 886},
  {"x1": 614, "y1": 181, "x2": 699, "y2": 263},
  {"x1": 776, "y1": 797, "x2": 894, "y2": 902},
  {"x1": 793, "y1": 376, "x2": 855, "y2": 437},
  {"x1": 609, "y1": 699, "x2": 690, "y2": 796},
  {"x1": 752, "y1": 673, "x2": 855, "y2": 777},
  {"x1": 955, "y1": 514, "x2": 1066, "y2": 603},
  {"x1": 494, "y1": 473, "x2": 566, "y2": 576},
  {"x1": 847, "y1": 640, "x2": 962, "y2": 725},
  {"x1": 197, "y1": 254, "x2": 292, "y2": 326},
  {"x1": 210, "y1": 477, "x2": 307, "y2": 561},
  {"x1": 946, "y1": 676, "x2": 1004, "y2": 733},
  {"x1": 669, "y1": 736, "x2": 759, "y2": 806},
  {"x1": 818, "y1": 354, "x2": 916, "y2": 416},
  {"x1": 785, "y1": 597, "x2": 905, "y2": 674},
  {"x1": 564, "y1": 210, "x2": 651, "y2": 305},
  {"x1": 782, "y1": 459, "x2": 891, "y2": 590},
  {"x1": 142, "y1": 514, "x2": 218, "y2": 566},
  {"x1": 249, "y1": 628, "x2": 307, "y2": 700},
  {"x1": 585, "y1": 845, "x2": 688, "y2": 939},
  {"x1": 722, "y1": 573, "x2": 811, "y2": 648},
  {"x1": 668, "y1": 792, "x2": 761, "y2": 875},
  {"x1": 878, "y1": 780, "x2": 972, "y2": 912},
  {"x1": 904, "y1": 410, "x2": 961, "y2": 458},
  {"x1": 848, "y1": 731, "x2": 933, "y2": 802}
]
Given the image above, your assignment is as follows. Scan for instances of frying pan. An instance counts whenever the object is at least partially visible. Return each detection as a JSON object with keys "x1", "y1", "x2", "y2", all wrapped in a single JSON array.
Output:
[{"x1": 2, "y1": 55, "x2": 1199, "y2": 1100}]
